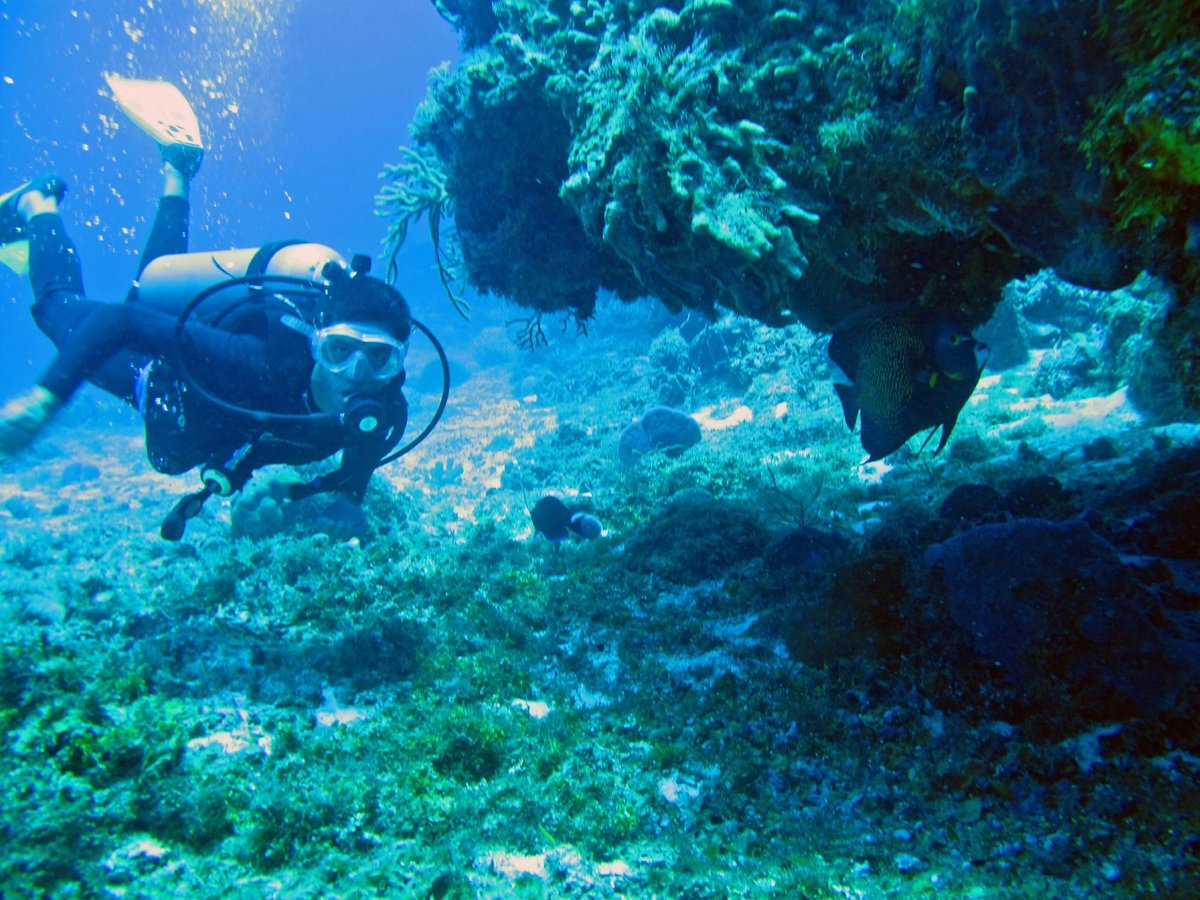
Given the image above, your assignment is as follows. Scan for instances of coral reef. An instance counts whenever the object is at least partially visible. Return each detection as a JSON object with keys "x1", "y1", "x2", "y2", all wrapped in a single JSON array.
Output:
[
  {"x1": 2, "y1": 241, "x2": 1199, "y2": 897},
  {"x1": 385, "y1": 2, "x2": 1193, "y2": 349},
  {"x1": 617, "y1": 404, "x2": 702, "y2": 464}
]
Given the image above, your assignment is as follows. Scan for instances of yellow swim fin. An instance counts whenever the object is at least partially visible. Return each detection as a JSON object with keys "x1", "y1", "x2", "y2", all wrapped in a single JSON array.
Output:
[
  {"x1": 0, "y1": 240, "x2": 30, "y2": 276},
  {"x1": 0, "y1": 181, "x2": 32, "y2": 275}
]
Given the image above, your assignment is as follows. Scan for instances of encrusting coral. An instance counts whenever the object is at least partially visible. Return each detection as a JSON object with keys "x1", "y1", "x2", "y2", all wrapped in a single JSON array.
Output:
[{"x1": 381, "y1": 0, "x2": 1200, "y2": 406}]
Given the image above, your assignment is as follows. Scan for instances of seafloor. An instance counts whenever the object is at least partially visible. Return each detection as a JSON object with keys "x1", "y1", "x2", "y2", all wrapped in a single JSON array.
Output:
[{"x1": 0, "y1": 272, "x2": 1197, "y2": 898}]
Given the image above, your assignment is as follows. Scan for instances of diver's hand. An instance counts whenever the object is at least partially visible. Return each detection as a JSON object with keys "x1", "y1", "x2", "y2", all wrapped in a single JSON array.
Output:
[{"x1": 287, "y1": 478, "x2": 327, "y2": 502}]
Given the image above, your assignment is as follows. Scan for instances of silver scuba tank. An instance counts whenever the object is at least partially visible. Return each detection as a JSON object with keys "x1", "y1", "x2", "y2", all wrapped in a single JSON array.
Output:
[{"x1": 134, "y1": 242, "x2": 347, "y2": 320}]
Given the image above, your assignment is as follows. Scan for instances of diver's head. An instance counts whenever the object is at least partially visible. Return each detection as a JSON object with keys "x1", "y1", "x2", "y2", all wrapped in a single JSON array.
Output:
[
  {"x1": 311, "y1": 257, "x2": 411, "y2": 413},
  {"x1": 323, "y1": 256, "x2": 413, "y2": 343}
]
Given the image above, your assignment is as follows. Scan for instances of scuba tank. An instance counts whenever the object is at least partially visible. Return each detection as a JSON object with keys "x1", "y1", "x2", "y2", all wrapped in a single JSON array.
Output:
[{"x1": 135, "y1": 241, "x2": 346, "y2": 320}]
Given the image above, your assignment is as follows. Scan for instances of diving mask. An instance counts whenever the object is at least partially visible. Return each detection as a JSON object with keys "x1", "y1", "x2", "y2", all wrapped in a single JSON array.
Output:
[{"x1": 311, "y1": 322, "x2": 407, "y2": 381}]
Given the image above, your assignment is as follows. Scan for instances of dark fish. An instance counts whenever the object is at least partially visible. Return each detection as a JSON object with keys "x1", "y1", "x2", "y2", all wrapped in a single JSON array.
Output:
[
  {"x1": 530, "y1": 495, "x2": 603, "y2": 543},
  {"x1": 531, "y1": 495, "x2": 575, "y2": 543},
  {"x1": 828, "y1": 306, "x2": 989, "y2": 461}
]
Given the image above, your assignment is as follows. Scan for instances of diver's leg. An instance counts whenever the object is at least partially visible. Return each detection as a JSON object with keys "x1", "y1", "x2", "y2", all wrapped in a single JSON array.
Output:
[
  {"x1": 131, "y1": 162, "x2": 195, "y2": 281},
  {"x1": 0, "y1": 186, "x2": 122, "y2": 453},
  {"x1": 85, "y1": 352, "x2": 144, "y2": 408},
  {"x1": 19, "y1": 187, "x2": 85, "y2": 303},
  {"x1": 0, "y1": 179, "x2": 86, "y2": 453},
  {"x1": 133, "y1": 194, "x2": 190, "y2": 279},
  {"x1": 24, "y1": 212, "x2": 97, "y2": 348},
  {"x1": 0, "y1": 188, "x2": 88, "y2": 453},
  {"x1": 35, "y1": 303, "x2": 174, "y2": 403},
  {"x1": 0, "y1": 383, "x2": 62, "y2": 454},
  {"x1": 3, "y1": 163, "x2": 193, "y2": 455}
]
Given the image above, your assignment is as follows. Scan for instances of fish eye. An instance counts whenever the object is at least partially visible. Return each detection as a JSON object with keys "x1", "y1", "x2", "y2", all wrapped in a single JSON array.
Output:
[{"x1": 949, "y1": 333, "x2": 962, "y2": 345}]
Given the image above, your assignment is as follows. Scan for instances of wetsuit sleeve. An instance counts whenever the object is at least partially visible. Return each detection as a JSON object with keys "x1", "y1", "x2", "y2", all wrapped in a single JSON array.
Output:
[{"x1": 286, "y1": 445, "x2": 382, "y2": 502}]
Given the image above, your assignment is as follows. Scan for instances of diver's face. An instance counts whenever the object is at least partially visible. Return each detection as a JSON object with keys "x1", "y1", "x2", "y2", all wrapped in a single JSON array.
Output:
[
  {"x1": 308, "y1": 320, "x2": 407, "y2": 413},
  {"x1": 310, "y1": 364, "x2": 388, "y2": 414},
  {"x1": 313, "y1": 321, "x2": 407, "y2": 380}
]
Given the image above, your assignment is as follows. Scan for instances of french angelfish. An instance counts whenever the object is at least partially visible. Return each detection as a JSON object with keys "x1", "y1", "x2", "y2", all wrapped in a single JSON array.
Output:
[{"x1": 828, "y1": 305, "x2": 989, "y2": 461}]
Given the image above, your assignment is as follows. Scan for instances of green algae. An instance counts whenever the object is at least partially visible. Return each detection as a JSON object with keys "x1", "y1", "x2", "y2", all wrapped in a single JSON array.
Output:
[{"x1": 1, "y1": 509, "x2": 1195, "y2": 895}]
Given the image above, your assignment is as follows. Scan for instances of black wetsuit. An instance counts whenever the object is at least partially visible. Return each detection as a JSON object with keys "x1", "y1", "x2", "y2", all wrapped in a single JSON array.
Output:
[{"x1": 25, "y1": 197, "x2": 407, "y2": 500}]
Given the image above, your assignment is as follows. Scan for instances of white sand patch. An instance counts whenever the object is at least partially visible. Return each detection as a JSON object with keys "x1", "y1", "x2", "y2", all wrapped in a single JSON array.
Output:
[
  {"x1": 485, "y1": 850, "x2": 547, "y2": 880},
  {"x1": 991, "y1": 387, "x2": 1143, "y2": 443},
  {"x1": 1041, "y1": 387, "x2": 1139, "y2": 429},
  {"x1": 694, "y1": 404, "x2": 753, "y2": 430},
  {"x1": 482, "y1": 846, "x2": 637, "y2": 888},
  {"x1": 315, "y1": 708, "x2": 365, "y2": 727},
  {"x1": 596, "y1": 860, "x2": 634, "y2": 879},
  {"x1": 315, "y1": 687, "x2": 366, "y2": 727},
  {"x1": 659, "y1": 774, "x2": 701, "y2": 804},
  {"x1": 187, "y1": 705, "x2": 272, "y2": 756},
  {"x1": 511, "y1": 698, "x2": 551, "y2": 719},
  {"x1": 382, "y1": 371, "x2": 557, "y2": 530},
  {"x1": 855, "y1": 459, "x2": 892, "y2": 485}
]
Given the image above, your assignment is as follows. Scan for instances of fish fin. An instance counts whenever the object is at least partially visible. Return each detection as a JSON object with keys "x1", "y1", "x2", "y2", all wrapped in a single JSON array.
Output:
[
  {"x1": 828, "y1": 357, "x2": 853, "y2": 386},
  {"x1": 860, "y1": 415, "x2": 904, "y2": 462},
  {"x1": 913, "y1": 368, "x2": 939, "y2": 390},
  {"x1": 934, "y1": 413, "x2": 961, "y2": 454},
  {"x1": 827, "y1": 340, "x2": 856, "y2": 382},
  {"x1": 915, "y1": 426, "x2": 940, "y2": 456},
  {"x1": 833, "y1": 382, "x2": 859, "y2": 430}
]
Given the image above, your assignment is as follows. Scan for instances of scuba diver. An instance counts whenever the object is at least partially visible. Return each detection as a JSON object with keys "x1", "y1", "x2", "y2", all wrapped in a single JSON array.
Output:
[{"x1": 0, "y1": 76, "x2": 447, "y2": 539}]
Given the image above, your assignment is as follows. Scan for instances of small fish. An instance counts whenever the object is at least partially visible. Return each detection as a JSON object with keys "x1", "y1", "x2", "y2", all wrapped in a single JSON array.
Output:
[
  {"x1": 530, "y1": 495, "x2": 603, "y2": 543},
  {"x1": 828, "y1": 305, "x2": 988, "y2": 461}
]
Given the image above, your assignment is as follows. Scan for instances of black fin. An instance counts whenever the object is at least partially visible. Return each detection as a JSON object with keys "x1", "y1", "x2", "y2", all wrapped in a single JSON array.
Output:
[
  {"x1": 833, "y1": 382, "x2": 859, "y2": 430},
  {"x1": 915, "y1": 426, "x2": 941, "y2": 456},
  {"x1": 934, "y1": 413, "x2": 961, "y2": 454},
  {"x1": 860, "y1": 415, "x2": 904, "y2": 462}
]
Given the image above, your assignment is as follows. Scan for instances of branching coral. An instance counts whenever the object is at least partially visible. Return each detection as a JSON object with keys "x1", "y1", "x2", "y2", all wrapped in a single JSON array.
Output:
[{"x1": 376, "y1": 145, "x2": 470, "y2": 319}]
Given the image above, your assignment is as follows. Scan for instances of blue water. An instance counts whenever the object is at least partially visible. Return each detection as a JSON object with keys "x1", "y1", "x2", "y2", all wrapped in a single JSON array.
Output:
[{"x1": 0, "y1": 0, "x2": 459, "y2": 395}]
